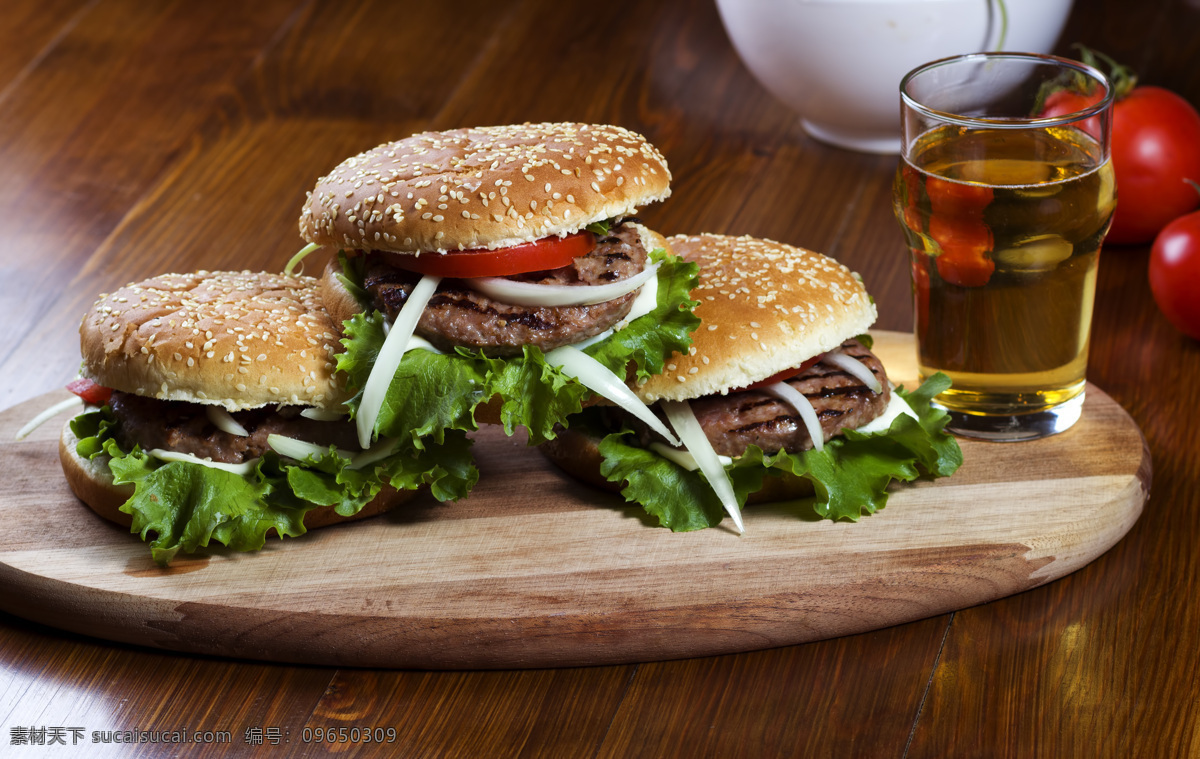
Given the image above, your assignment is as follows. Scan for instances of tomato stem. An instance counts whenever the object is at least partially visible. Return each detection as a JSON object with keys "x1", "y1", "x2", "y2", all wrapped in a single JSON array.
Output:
[{"x1": 1072, "y1": 44, "x2": 1138, "y2": 100}]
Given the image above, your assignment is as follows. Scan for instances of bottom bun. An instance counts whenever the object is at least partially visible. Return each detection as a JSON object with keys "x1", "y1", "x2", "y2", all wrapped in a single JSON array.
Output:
[
  {"x1": 59, "y1": 421, "x2": 414, "y2": 530},
  {"x1": 540, "y1": 425, "x2": 815, "y2": 505}
]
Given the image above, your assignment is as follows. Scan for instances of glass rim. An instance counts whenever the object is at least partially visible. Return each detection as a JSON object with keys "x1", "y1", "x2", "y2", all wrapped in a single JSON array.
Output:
[{"x1": 899, "y1": 52, "x2": 1115, "y2": 130}]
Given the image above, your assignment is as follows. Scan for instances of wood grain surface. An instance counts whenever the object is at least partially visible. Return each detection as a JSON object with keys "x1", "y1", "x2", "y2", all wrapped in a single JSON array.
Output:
[
  {"x1": 0, "y1": 0, "x2": 1196, "y2": 756},
  {"x1": 0, "y1": 334, "x2": 1149, "y2": 669}
]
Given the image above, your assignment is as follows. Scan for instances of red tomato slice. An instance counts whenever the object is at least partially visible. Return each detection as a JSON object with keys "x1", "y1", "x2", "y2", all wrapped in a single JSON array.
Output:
[
  {"x1": 925, "y1": 177, "x2": 996, "y2": 287},
  {"x1": 935, "y1": 250, "x2": 996, "y2": 288},
  {"x1": 67, "y1": 378, "x2": 113, "y2": 405},
  {"x1": 925, "y1": 176, "x2": 995, "y2": 217},
  {"x1": 379, "y1": 231, "x2": 596, "y2": 278},
  {"x1": 739, "y1": 355, "x2": 824, "y2": 391},
  {"x1": 930, "y1": 215, "x2": 996, "y2": 288}
]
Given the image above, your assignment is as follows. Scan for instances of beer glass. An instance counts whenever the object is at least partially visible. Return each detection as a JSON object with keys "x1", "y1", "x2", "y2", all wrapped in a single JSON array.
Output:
[{"x1": 893, "y1": 53, "x2": 1115, "y2": 441}]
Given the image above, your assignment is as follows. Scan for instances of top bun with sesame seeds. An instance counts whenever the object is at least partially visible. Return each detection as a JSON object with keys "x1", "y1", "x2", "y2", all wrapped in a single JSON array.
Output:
[
  {"x1": 78, "y1": 270, "x2": 348, "y2": 412},
  {"x1": 633, "y1": 234, "x2": 878, "y2": 403},
  {"x1": 298, "y1": 122, "x2": 672, "y2": 254}
]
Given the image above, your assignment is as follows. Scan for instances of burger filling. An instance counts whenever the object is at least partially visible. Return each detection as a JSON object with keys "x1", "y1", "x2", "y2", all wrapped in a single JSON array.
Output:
[
  {"x1": 616, "y1": 339, "x2": 891, "y2": 457},
  {"x1": 361, "y1": 220, "x2": 649, "y2": 355},
  {"x1": 108, "y1": 392, "x2": 357, "y2": 465}
]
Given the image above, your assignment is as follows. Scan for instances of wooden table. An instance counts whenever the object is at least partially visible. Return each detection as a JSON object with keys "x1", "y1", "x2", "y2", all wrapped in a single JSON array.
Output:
[{"x1": 1, "y1": 0, "x2": 1196, "y2": 755}]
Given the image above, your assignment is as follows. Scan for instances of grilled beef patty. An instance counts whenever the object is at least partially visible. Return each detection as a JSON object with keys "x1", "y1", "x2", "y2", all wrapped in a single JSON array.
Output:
[
  {"x1": 688, "y1": 340, "x2": 891, "y2": 457},
  {"x1": 614, "y1": 339, "x2": 890, "y2": 457},
  {"x1": 363, "y1": 221, "x2": 650, "y2": 355},
  {"x1": 109, "y1": 392, "x2": 357, "y2": 465}
]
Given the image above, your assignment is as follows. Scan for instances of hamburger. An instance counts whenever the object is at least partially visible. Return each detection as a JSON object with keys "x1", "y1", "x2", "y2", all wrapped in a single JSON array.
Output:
[
  {"x1": 289, "y1": 123, "x2": 700, "y2": 451},
  {"x1": 56, "y1": 270, "x2": 476, "y2": 565},
  {"x1": 540, "y1": 234, "x2": 962, "y2": 532}
]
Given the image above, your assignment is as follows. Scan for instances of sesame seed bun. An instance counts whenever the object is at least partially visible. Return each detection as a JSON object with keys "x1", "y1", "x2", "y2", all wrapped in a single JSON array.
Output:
[
  {"x1": 58, "y1": 421, "x2": 412, "y2": 531},
  {"x1": 634, "y1": 235, "x2": 877, "y2": 403},
  {"x1": 299, "y1": 123, "x2": 672, "y2": 254},
  {"x1": 79, "y1": 271, "x2": 348, "y2": 412}
]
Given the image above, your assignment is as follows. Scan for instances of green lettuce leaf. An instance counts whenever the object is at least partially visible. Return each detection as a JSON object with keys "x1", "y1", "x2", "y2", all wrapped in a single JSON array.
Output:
[
  {"x1": 336, "y1": 311, "x2": 491, "y2": 447},
  {"x1": 70, "y1": 407, "x2": 477, "y2": 565},
  {"x1": 589, "y1": 374, "x2": 963, "y2": 530},
  {"x1": 480, "y1": 346, "x2": 588, "y2": 443},
  {"x1": 335, "y1": 251, "x2": 700, "y2": 446},
  {"x1": 597, "y1": 426, "x2": 723, "y2": 530}
]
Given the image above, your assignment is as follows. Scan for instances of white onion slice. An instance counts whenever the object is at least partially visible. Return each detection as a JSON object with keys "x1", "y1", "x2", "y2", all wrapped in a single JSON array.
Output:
[
  {"x1": 357, "y1": 274, "x2": 442, "y2": 448},
  {"x1": 822, "y1": 351, "x2": 884, "y2": 394},
  {"x1": 623, "y1": 267, "x2": 660, "y2": 322},
  {"x1": 661, "y1": 400, "x2": 744, "y2": 534},
  {"x1": 380, "y1": 329, "x2": 443, "y2": 355},
  {"x1": 466, "y1": 263, "x2": 659, "y2": 307},
  {"x1": 545, "y1": 345, "x2": 680, "y2": 447},
  {"x1": 267, "y1": 433, "x2": 355, "y2": 462},
  {"x1": 763, "y1": 381, "x2": 824, "y2": 452},
  {"x1": 569, "y1": 328, "x2": 614, "y2": 352},
  {"x1": 648, "y1": 441, "x2": 733, "y2": 472},
  {"x1": 300, "y1": 406, "x2": 348, "y2": 421},
  {"x1": 149, "y1": 449, "x2": 259, "y2": 476},
  {"x1": 206, "y1": 406, "x2": 249, "y2": 437},
  {"x1": 284, "y1": 243, "x2": 322, "y2": 276},
  {"x1": 14, "y1": 396, "x2": 84, "y2": 441},
  {"x1": 349, "y1": 437, "x2": 399, "y2": 470}
]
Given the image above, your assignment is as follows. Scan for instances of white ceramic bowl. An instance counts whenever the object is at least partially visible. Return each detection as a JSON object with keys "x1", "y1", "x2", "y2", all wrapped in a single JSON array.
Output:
[{"x1": 715, "y1": 0, "x2": 1075, "y2": 153}]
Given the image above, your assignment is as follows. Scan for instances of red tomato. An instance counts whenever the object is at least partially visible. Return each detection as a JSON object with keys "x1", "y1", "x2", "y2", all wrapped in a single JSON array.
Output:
[
  {"x1": 67, "y1": 378, "x2": 113, "y2": 405},
  {"x1": 1106, "y1": 87, "x2": 1200, "y2": 244},
  {"x1": 738, "y1": 355, "x2": 825, "y2": 391},
  {"x1": 1037, "y1": 89, "x2": 1103, "y2": 139},
  {"x1": 1149, "y1": 208, "x2": 1200, "y2": 339},
  {"x1": 380, "y1": 231, "x2": 595, "y2": 278}
]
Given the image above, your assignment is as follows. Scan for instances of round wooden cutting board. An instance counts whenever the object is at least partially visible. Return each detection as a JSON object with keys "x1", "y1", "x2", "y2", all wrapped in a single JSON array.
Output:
[{"x1": 0, "y1": 332, "x2": 1150, "y2": 669}]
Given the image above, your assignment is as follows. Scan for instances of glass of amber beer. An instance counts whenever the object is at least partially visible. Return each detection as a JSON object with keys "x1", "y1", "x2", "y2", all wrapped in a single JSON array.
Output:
[{"x1": 894, "y1": 53, "x2": 1115, "y2": 441}]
